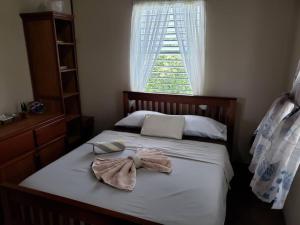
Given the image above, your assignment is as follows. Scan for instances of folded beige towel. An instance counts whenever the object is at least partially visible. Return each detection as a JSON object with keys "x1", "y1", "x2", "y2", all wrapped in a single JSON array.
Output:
[{"x1": 91, "y1": 149, "x2": 172, "y2": 191}]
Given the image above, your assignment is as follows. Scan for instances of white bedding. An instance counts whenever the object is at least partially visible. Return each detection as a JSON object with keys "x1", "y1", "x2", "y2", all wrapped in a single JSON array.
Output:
[{"x1": 20, "y1": 130, "x2": 233, "y2": 225}]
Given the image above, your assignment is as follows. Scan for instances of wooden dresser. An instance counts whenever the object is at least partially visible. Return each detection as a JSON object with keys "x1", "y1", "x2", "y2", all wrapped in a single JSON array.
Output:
[{"x1": 0, "y1": 114, "x2": 66, "y2": 184}]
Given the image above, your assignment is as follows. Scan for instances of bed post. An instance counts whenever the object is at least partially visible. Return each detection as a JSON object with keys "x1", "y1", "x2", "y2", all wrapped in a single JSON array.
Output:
[
  {"x1": 123, "y1": 91, "x2": 129, "y2": 116},
  {"x1": 227, "y1": 99, "x2": 236, "y2": 157},
  {"x1": 0, "y1": 186, "x2": 13, "y2": 225}
]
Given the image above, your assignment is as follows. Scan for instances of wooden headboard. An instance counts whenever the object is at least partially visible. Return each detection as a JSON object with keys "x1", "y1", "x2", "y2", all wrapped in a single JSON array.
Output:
[{"x1": 123, "y1": 91, "x2": 237, "y2": 154}]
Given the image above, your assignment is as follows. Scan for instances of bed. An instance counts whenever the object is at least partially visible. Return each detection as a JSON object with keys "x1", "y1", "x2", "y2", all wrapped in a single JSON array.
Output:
[{"x1": 0, "y1": 91, "x2": 237, "y2": 225}]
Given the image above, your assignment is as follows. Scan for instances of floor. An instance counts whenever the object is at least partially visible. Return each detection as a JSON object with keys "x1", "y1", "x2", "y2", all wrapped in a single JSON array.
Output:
[{"x1": 225, "y1": 164, "x2": 286, "y2": 225}]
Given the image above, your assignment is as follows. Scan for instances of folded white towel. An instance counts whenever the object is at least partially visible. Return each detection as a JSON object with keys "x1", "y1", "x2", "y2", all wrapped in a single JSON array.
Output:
[{"x1": 88, "y1": 141, "x2": 125, "y2": 154}]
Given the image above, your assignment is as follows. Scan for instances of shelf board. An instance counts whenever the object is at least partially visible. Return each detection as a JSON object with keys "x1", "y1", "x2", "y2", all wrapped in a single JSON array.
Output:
[
  {"x1": 60, "y1": 68, "x2": 77, "y2": 73},
  {"x1": 57, "y1": 41, "x2": 75, "y2": 46},
  {"x1": 63, "y1": 92, "x2": 79, "y2": 99},
  {"x1": 66, "y1": 114, "x2": 80, "y2": 123}
]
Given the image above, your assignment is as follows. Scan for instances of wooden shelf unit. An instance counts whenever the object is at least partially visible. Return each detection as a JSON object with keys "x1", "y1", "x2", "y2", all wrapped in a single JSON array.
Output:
[{"x1": 20, "y1": 11, "x2": 84, "y2": 149}]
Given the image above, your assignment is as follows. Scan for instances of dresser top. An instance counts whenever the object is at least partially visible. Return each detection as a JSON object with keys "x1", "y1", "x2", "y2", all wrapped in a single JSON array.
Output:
[{"x1": 0, "y1": 114, "x2": 64, "y2": 141}]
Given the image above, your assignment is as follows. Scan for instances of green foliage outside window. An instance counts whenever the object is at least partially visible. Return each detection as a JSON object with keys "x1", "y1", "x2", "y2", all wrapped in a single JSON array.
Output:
[{"x1": 145, "y1": 54, "x2": 193, "y2": 95}]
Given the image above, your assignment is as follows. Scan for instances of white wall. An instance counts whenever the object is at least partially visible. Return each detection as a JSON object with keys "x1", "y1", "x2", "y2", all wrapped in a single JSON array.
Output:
[
  {"x1": 73, "y1": 0, "x2": 132, "y2": 130},
  {"x1": 205, "y1": 0, "x2": 297, "y2": 161},
  {"x1": 74, "y1": 0, "x2": 296, "y2": 162},
  {"x1": 0, "y1": 0, "x2": 71, "y2": 114}
]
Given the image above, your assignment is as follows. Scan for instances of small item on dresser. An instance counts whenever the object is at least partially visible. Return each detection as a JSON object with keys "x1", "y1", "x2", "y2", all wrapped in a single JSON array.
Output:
[
  {"x1": 28, "y1": 101, "x2": 45, "y2": 114},
  {"x1": 19, "y1": 101, "x2": 28, "y2": 118},
  {"x1": 0, "y1": 114, "x2": 14, "y2": 125},
  {"x1": 91, "y1": 149, "x2": 172, "y2": 191},
  {"x1": 20, "y1": 102, "x2": 28, "y2": 113}
]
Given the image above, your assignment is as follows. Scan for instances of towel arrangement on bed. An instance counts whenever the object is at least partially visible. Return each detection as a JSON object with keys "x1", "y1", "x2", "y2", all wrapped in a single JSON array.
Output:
[{"x1": 89, "y1": 142, "x2": 172, "y2": 191}]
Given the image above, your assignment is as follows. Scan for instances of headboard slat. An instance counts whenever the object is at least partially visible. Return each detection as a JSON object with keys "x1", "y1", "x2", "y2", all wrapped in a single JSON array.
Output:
[
  {"x1": 188, "y1": 104, "x2": 193, "y2": 115},
  {"x1": 170, "y1": 103, "x2": 174, "y2": 114},
  {"x1": 164, "y1": 102, "x2": 167, "y2": 114},
  {"x1": 158, "y1": 101, "x2": 161, "y2": 112},
  {"x1": 176, "y1": 103, "x2": 180, "y2": 115},
  {"x1": 148, "y1": 101, "x2": 152, "y2": 111}
]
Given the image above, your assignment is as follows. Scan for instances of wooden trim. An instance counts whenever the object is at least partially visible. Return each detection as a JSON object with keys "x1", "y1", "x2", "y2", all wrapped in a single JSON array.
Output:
[
  {"x1": 0, "y1": 114, "x2": 67, "y2": 184},
  {"x1": 52, "y1": 14, "x2": 67, "y2": 114},
  {"x1": 0, "y1": 151, "x2": 35, "y2": 171},
  {"x1": 36, "y1": 134, "x2": 66, "y2": 151},
  {"x1": 0, "y1": 183, "x2": 159, "y2": 225},
  {"x1": 123, "y1": 91, "x2": 237, "y2": 155},
  {"x1": 0, "y1": 114, "x2": 64, "y2": 142},
  {"x1": 0, "y1": 151, "x2": 36, "y2": 184},
  {"x1": 70, "y1": 14, "x2": 82, "y2": 116},
  {"x1": 20, "y1": 11, "x2": 73, "y2": 21}
]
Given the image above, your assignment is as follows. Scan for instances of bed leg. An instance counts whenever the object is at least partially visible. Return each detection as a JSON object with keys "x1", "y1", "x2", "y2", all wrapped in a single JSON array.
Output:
[
  {"x1": 0, "y1": 189, "x2": 13, "y2": 225},
  {"x1": 0, "y1": 205, "x2": 3, "y2": 225}
]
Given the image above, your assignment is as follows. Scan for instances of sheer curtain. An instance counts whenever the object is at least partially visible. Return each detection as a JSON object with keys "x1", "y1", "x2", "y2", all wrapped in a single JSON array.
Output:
[
  {"x1": 174, "y1": 1, "x2": 206, "y2": 95},
  {"x1": 130, "y1": 1, "x2": 170, "y2": 92}
]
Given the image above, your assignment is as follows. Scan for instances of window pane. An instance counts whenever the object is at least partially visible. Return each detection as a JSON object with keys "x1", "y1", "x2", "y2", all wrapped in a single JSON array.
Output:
[{"x1": 145, "y1": 7, "x2": 192, "y2": 95}]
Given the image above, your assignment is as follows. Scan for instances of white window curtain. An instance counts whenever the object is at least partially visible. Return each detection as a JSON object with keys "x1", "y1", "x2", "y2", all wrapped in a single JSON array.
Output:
[
  {"x1": 130, "y1": 1, "x2": 170, "y2": 92},
  {"x1": 173, "y1": 1, "x2": 206, "y2": 95},
  {"x1": 130, "y1": 0, "x2": 206, "y2": 95}
]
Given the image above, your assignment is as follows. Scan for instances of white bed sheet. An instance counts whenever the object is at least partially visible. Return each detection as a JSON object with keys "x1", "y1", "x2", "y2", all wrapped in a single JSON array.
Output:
[{"x1": 21, "y1": 130, "x2": 233, "y2": 225}]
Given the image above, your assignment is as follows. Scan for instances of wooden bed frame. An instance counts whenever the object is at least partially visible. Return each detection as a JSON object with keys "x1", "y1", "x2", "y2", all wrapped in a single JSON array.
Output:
[
  {"x1": 122, "y1": 91, "x2": 237, "y2": 153},
  {"x1": 0, "y1": 91, "x2": 237, "y2": 225}
]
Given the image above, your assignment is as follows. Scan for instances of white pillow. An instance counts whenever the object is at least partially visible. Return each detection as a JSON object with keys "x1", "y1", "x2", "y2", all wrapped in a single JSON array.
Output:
[
  {"x1": 183, "y1": 115, "x2": 227, "y2": 141},
  {"x1": 115, "y1": 110, "x2": 227, "y2": 141},
  {"x1": 141, "y1": 114, "x2": 185, "y2": 140},
  {"x1": 115, "y1": 110, "x2": 163, "y2": 127}
]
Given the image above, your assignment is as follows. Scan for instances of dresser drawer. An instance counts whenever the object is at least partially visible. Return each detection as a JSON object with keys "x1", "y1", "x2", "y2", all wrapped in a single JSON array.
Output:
[
  {"x1": 0, "y1": 151, "x2": 36, "y2": 184},
  {"x1": 0, "y1": 131, "x2": 35, "y2": 165},
  {"x1": 34, "y1": 118, "x2": 66, "y2": 146},
  {"x1": 38, "y1": 137, "x2": 65, "y2": 168}
]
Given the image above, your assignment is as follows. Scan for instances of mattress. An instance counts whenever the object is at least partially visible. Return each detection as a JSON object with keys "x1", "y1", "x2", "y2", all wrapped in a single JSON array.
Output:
[{"x1": 21, "y1": 130, "x2": 233, "y2": 225}]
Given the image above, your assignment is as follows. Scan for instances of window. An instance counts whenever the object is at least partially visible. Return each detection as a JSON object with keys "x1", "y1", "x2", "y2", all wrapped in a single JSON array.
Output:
[
  {"x1": 130, "y1": 1, "x2": 205, "y2": 95},
  {"x1": 145, "y1": 10, "x2": 192, "y2": 95}
]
